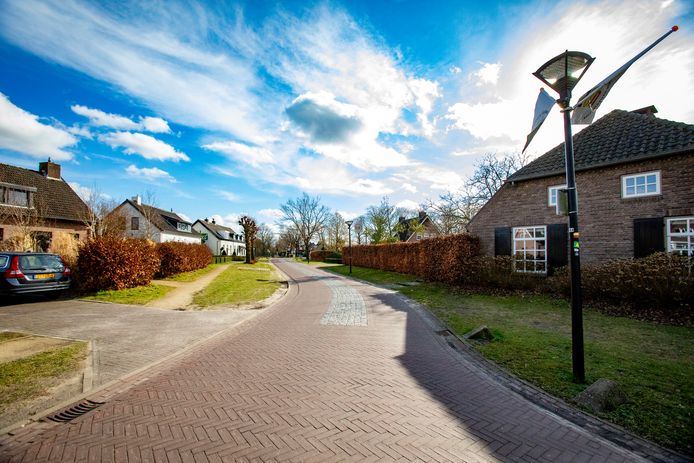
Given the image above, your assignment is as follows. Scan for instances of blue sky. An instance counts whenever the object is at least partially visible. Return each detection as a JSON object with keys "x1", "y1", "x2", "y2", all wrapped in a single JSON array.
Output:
[{"x1": 1, "y1": 0, "x2": 692, "y2": 230}]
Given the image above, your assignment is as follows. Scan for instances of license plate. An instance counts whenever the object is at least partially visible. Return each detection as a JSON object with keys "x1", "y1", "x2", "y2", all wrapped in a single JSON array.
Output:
[{"x1": 34, "y1": 273, "x2": 55, "y2": 280}]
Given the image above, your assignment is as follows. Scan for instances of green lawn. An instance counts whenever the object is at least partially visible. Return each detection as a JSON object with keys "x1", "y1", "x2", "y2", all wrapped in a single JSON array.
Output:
[
  {"x1": 0, "y1": 341, "x2": 87, "y2": 412},
  {"x1": 324, "y1": 264, "x2": 694, "y2": 455},
  {"x1": 192, "y1": 261, "x2": 282, "y2": 307},
  {"x1": 162, "y1": 263, "x2": 227, "y2": 282},
  {"x1": 83, "y1": 284, "x2": 174, "y2": 305}
]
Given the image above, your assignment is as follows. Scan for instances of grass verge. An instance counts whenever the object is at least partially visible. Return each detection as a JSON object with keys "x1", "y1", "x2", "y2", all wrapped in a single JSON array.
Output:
[
  {"x1": 0, "y1": 332, "x2": 27, "y2": 343},
  {"x1": 192, "y1": 261, "x2": 281, "y2": 307},
  {"x1": 83, "y1": 284, "x2": 174, "y2": 305},
  {"x1": 162, "y1": 263, "x2": 227, "y2": 282},
  {"x1": 323, "y1": 264, "x2": 694, "y2": 455},
  {"x1": 0, "y1": 341, "x2": 87, "y2": 412}
]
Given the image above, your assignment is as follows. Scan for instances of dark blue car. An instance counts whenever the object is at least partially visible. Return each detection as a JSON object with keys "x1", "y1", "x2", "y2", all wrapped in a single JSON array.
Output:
[{"x1": 0, "y1": 252, "x2": 72, "y2": 297}]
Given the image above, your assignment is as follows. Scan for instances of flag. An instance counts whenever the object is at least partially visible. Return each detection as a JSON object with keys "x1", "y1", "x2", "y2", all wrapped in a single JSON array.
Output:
[
  {"x1": 523, "y1": 88, "x2": 556, "y2": 153},
  {"x1": 572, "y1": 26, "x2": 679, "y2": 125}
]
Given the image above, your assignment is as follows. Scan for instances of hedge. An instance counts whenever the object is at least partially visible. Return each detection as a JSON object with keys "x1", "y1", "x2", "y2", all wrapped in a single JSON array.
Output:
[
  {"x1": 343, "y1": 234, "x2": 480, "y2": 284},
  {"x1": 157, "y1": 242, "x2": 212, "y2": 278},
  {"x1": 309, "y1": 250, "x2": 342, "y2": 262},
  {"x1": 76, "y1": 237, "x2": 159, "y2": 292}
]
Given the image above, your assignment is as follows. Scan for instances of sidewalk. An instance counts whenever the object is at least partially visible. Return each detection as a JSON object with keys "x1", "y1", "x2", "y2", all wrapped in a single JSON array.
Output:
[{"x1": 0, "y1": 259, "x2": 655, "y2": 462}]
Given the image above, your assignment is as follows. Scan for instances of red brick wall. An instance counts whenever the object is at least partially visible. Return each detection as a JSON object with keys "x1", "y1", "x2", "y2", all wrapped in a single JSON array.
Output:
[{"x1": 467, "y1": 153, "x2": 694, "y2": 263}]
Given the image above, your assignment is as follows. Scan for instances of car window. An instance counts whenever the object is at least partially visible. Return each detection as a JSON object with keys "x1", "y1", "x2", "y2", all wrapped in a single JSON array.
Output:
[
  {"x1": 0, "y1": 256, "x2": 8, "y2": 268},
  {"x1": 18, "y1": 254, "x2": 64, "y2": 271}
]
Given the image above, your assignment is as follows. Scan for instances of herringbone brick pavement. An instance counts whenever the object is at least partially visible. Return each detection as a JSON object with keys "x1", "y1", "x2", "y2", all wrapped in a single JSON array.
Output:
[{"x1": 0, "y1": 260, "x2": 646, "y2": 462}]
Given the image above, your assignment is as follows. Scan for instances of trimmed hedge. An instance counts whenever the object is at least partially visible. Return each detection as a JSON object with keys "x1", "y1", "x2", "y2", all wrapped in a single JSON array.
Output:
[
  {"x1": 76, "y1": 237, "x2": 159, "y2": 292},
  {"x1": 344, "y1": 234, "x2": 480, "y2": 284},
  {"x1": 157, "y1": 242, "x2": 213, "y2": 278},
  {"x1": 309, "y1": 250, "x2": 342, "y2": 262},
  {"x1": 545, "y1": 252, "x2": 693, "y2": 309}
]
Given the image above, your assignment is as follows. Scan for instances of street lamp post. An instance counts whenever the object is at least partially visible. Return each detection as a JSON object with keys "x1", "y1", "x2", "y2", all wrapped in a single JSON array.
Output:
[
  {"x1": 533, "y1": 50, "x2": 594, "y2": 383},
  {"x1": 345, "y1": 220, "x2": 353, "y2": 274}
]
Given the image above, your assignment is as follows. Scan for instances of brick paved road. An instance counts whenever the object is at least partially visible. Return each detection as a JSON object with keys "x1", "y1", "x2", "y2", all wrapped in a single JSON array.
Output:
[{"x1": 0, "y1": 260, "x2": 647, "y2": 462}]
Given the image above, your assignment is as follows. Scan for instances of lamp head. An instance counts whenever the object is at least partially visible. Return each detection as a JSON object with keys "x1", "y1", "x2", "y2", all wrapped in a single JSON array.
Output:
[
  {"x1": 533, "y1": 50, "x2": 594, "y2": 100},
  {"x1": 345, "y1": 220, "x2": 354, "y2": 227}
]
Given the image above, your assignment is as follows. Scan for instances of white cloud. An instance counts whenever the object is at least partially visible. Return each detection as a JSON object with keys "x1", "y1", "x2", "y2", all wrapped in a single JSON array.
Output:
[
  {"x1": 0, "y1": 92, "x2": 76, "y2": 160},
  {"x1": 203, "y1": 141, "x2": 275, "y2": 167},
  {"x1": 101, "y1": 131, "x2": 189, "y2": 162},
  {"x1": 257, "y1": 208, "x2": 284, "y2": 222},
  {"x1": 72, "y1": 105, "x2": 171, "y2": 133},
  {"x1": 67, "y1": 182, "x2": 112, "y2": 201},
  {"x1": 218, "y1": 190, "x2": 241, "y2": 202},
  {"x1": 470, "y1": 62, "x2": 501, "y2": 86},
  {"x1": 401, "y1": 183, "x2": 417, "y2": 193},
  {"x1": 125, "y1": 164, "x2": 176, "y2": 183},
  {"x1": 395, "y1": 199, "x2": 420, "y2": 211}
]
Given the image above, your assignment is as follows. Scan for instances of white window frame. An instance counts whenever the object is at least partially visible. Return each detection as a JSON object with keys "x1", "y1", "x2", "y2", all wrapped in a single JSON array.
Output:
[
  {"x1": 512, "y1": 225, "x2": 547, "y2": 274},
  {"x1": 548, "y1": 184, "x2": 567, "y2": 207},
  {"x1": 666, "y1": 216, "x2": 694, "y2": 257},
  {"x1": 621, "y1": 171, "x2": 661, "y2": 198}
]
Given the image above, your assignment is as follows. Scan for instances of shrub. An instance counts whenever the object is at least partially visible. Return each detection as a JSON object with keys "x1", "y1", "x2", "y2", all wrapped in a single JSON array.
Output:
[
  {"x1": 309, "y1": 250, "x2": 341, "y2": 262},
  {"x1": 48, "y1": 232, "x2": 80, "y2": 268},
  {"x1": 156, "y1": 242, "x2": 212, "y2": 278},
  {"x1": 76, "y1": 237, "x2": 159, "y2": 292}
]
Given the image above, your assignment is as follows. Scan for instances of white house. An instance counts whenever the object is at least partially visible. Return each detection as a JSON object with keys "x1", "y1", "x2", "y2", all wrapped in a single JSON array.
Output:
[
  {"x1": 193, "y1": 218, "x2": 246, "y2": 256},
  {"x1": 114, "y1": 196, "x2": 202, "y2": 244}
]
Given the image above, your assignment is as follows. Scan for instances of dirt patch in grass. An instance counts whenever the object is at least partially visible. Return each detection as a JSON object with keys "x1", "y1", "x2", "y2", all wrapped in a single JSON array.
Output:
[{"x1": 0, "y1": 341, "x2": 87, "y2": 414}]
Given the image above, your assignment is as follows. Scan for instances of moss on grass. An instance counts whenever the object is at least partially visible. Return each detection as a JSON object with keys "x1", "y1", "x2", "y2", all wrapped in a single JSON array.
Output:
[{"x1": 325, "y1": 264, "x2": 694, "y2": 455}]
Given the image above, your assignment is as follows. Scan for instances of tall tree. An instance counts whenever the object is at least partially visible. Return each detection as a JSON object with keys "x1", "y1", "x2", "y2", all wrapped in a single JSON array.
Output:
[
  {"x1": 80, "y1": 185, "x2": 126, "y2": 238},
  {"x1": 238, "y1": 215, "x2": 258, "y2": 263},
  {"x1": 280, "y1": 193, "x2": 331, "y2": 263},
  {"x1": 364, "y1": 197, "x2": 404, "y2": 244},
  {"x1": 326, "y1": 212, "x2": 346, "y2": 252},
  {"x1": 352, "y1": 216, "x2": 367, "y2": 245},
  {"x1": 255, "y1": 224, "x2": 275, "y2": 257},
  {"x1": 278, "y1": 225, "x2": 301, "y2": 257}
]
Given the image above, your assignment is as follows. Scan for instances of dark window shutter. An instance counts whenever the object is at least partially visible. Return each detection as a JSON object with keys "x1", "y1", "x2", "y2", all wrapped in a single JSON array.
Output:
[
  {"x1": 547, "y1": 223, "x2": 568, "y2": 273},
  {"x1": 494, "y1": 227, "x2": 511, "y2": 256},
  {"x1": 634, "y1": 218, "x2": 664, "y2": 258}
]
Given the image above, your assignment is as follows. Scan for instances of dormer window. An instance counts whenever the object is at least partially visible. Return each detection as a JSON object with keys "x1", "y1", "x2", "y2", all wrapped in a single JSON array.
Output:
[
  {"x1": 177, "y1": 222, "x2": 191, "y2": 232},
  {"x1": 0, "y1": 183, "x2": 35, "y2": 208}
]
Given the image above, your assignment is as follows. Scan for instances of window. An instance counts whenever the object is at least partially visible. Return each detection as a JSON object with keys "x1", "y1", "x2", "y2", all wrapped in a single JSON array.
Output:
[
  {"x1": 667, "y1": 217, "x2": 693, "y2": 256},
  {"x1": 131, "y1": 217, "x2": 139, "y2": 230},
  {"x1": 622, "y1": 171, "x2": 660, "y2": 198},
  {"x1": 513, "y1": 226, "x2": 547, "y2": 273},
  {"x1": 548, "y1": 184, "x2": 567, "y2": 207},
  {"x1": 177, "y1": 222, "x2": 191, "y2": 232}
]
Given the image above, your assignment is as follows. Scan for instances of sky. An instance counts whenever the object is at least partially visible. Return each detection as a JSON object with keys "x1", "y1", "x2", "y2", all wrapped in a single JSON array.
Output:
[{"x1": 1, "y1": 0, "x2": 692, "y2": 231}]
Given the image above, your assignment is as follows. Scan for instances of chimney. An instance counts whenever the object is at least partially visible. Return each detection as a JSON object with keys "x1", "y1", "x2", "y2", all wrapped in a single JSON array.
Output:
[
  {"x1": 212, "y1": 218, "x2": 216, "y2": 224},
  {"x1": 419, "y1": 211, "x2": 427, "y2": 222},
  {"x1": 205, "y1": 218, "x2": 208, "y2": 222},
  {"x1": 632, "y1": 105, "x2": 658, "y2": 117},
  {"x1": 39, "y1": 158, "x2": 61, "y2": 180},
  {"x1": 131, "y1": 195, "x2": 142, "y2": 205},
  {"x1": 398, "y1": 216, "x2": 405, "y2": 223}
]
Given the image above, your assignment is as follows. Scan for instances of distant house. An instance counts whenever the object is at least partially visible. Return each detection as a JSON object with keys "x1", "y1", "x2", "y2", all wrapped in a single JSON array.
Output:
[
  {"x1": 397, "y1": 211, "x2": 440, "y2": 242},
  {"x1": 193, "y1": 218, "x2": 246, "y2": 257},
  {"x1": 113, "y1": 196, "x2": 202, "y2": 244},
  {"x1": 0, "y1": 159, "x2": 89, "y2": 251},
  {"x1": 467, "y1": 106, "x2": 694, "y2": 274}
]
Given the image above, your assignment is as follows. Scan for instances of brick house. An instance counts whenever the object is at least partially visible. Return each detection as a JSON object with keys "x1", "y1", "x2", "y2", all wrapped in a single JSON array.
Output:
[
  {"x1": 397, "y1": 211, "x2": 440, "y2": 242},
  {"x1": 467, "y1": 106, "x2": 694, "y2": 273},
  {"x1": 113, "y1": 196, "x2": 202, "y2": 244},
  {"x1": 0, "y1": 159, "x2": 89, "y2": 251}
]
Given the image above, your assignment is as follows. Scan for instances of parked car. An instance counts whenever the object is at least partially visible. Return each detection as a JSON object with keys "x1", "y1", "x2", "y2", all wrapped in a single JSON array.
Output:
[{"x1": 0, "y1": 252, "x2": 72, "y2": 297}]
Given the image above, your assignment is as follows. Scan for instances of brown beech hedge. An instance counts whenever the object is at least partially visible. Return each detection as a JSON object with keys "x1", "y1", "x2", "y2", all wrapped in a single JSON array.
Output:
[
  {"x1": 157, "y1": 242, "x2": 212, "y2": 278},
  {"x1": 343, "y1": 234, "x2": 481, "y2": 284},
  {"x1": 77, "y1": 237, "x2": 160, "y2": 292}
]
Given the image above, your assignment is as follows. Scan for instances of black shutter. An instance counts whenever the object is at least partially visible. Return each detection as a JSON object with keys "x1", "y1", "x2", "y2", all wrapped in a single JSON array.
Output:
[
  {"x1": 547, "y1": 223, "x2": 568, "y2": 273},
  {"x1": 494, "y1": 227, "x2": 511, "y2": 256},
  {"x1": 634, "y1": 218, "x2": 664, "y2": 258}
]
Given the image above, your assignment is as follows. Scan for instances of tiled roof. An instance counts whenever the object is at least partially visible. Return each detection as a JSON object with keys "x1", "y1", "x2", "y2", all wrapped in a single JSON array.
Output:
[
  {"x1": 125, "y1": 199, "x2": 201, "y2": 238},
  {"x1": 194, "y1": 220, "x2": 242, "y2": 242},
  {"x1": 508, "y1": 109, "x2": 694, "y2": 182},
  {"x1": 0, "y1": 162, "x2": 89, "y2": 222}
]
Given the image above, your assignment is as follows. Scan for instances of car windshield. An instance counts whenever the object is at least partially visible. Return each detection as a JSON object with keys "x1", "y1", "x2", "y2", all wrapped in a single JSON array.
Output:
[
  {"x1": 0, "y1": 256, "x2": 8, "y2": 268},
  {"x1": 18, "y1": 254, "x2": 64, "y2": 272}
]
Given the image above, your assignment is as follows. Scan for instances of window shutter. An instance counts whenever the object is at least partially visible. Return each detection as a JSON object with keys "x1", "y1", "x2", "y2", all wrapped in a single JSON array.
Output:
[
  {"x1": 547, "y1": 223, "x2": 568, "y2": 273},
  {"x1": 494, "y1": 227, "x2": 511, "y2": 256},
  {"x1": 633, "y1": 217, "x2": 664, "y2": 258}
]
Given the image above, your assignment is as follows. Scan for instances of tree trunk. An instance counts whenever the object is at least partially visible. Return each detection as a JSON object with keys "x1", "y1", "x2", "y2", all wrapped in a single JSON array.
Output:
[
  {"x1": 244, "y1": 235, "x2": 252, "y2": 264},
  {"x1": 305, "y1": 239, "x2": 311, "y2": 263}
]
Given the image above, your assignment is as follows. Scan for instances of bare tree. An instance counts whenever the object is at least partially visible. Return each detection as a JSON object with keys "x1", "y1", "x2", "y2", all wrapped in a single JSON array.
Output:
[
  {"x1": 277, "y1": 225, "x2": 301, "y2": 257},
  {"x1": 0, "y1": 194, "x2": 49, "y2": 251},
  {"x1": 466, "y1": 152, "x2": 529, "y2": 205},
  {"x1": 254, "y1": 224, "x2": 275, "y2": 257},
  {"x1": 364, "y1": 197, "x2": 405, "y2": 244},
  {"x1": 280, "y1": 193, "x2": 331, "y2": 263},
  {"x1": 325, "y1": 212, "x2": 346, "y2": 252},
  {"x1": 352, "y1": 216, "x2": 367, "y2": 245},
  {"x1": 238, "y1": 215, "x2": 258, "y2": 263},
  {"x1": 80, "y1": 186, "x2": 126, "y2": 238},
  {"x1": 422, "y1": 192, "x2": 479, "y2": 235}
]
